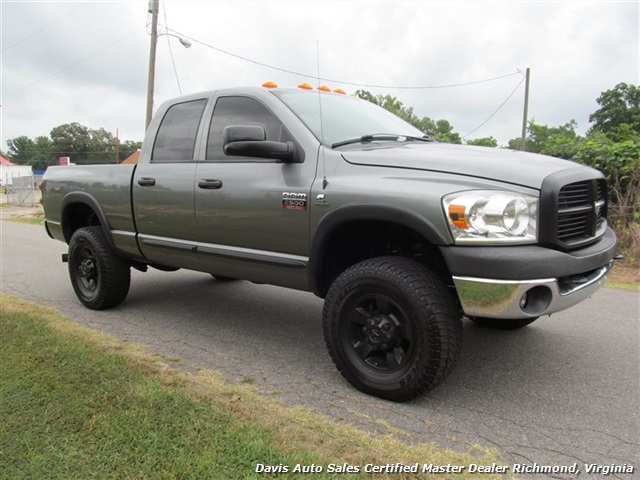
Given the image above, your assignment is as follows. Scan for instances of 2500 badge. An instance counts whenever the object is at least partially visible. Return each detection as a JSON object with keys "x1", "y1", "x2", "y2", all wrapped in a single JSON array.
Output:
[{"x1": 282, "y1": 192, "x2": 307, "y2": 211}]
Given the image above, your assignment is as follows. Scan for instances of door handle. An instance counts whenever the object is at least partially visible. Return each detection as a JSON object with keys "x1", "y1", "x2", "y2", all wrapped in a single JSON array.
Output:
[
  {"x1": 138, "y1": 177, "x2": 156, "y2": 186},
  {"x1": 198, "y1": 179, "x2": 223, "y2": 189}
]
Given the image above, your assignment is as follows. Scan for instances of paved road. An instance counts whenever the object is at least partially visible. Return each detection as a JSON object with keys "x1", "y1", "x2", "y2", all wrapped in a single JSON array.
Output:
[{"x1": 2, "y1": 217, "x2": 638, "y2": 479}]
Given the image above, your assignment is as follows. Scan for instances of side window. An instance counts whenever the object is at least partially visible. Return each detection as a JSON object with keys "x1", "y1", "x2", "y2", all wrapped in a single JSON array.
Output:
[
  {"x1": 206, "y1": 96, "x2": 290, "y2": 161},
  {"x1": 152, "y1": 99, "x2": 207, "y2": 163}
]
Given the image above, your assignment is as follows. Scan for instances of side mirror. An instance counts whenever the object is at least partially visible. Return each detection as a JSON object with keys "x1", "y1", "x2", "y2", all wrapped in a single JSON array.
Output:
[
  {"x1": 223, "y1": 125, "x2": 265, "y2": 143},
  {"x1": 223, "y1": 125, "x2": 298, "y2": 163}
]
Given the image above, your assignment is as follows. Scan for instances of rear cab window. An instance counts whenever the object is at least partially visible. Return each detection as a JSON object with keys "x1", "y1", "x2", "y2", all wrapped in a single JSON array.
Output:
[{"x1": 152, "y1": 99, "x2": 207, "y2": 163}]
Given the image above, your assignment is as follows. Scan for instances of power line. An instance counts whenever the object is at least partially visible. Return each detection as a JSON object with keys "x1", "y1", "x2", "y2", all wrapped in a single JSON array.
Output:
[
  {"x1": 168, "y1": 27, "x2": 523, "y2": 90},
  {"x1": 4, "y1": 27, "x2": 145, "y2": 98},
  {"x1": 162, "y1": 2, "x2": 183, "y2": 95},
  {"x1": 326, "y1": 71, "x2": 523, "y2": 90},
  {"x1": 2, "y1": 2, "x2": 89, "y2": 53},
  {"x1": 462, "y1": 75, "x2": 526, "y2": 139}
]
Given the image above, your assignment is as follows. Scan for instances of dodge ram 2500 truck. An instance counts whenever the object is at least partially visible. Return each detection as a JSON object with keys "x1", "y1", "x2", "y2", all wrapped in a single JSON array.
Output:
[{"x1": 42, "y1": 85, "x2": 617, "y2": 401}]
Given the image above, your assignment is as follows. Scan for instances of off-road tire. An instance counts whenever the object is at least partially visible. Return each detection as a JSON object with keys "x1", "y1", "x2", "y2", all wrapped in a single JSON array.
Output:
[
  {"x1": 468, "y1": 316, "x2": 539, "y2": 330},
  {"x1": 323, "y1": 256, "x2": 462, "y2": 402},
  {"x1": 68, "y1": 226, "x2": 131, "y2": 310}
]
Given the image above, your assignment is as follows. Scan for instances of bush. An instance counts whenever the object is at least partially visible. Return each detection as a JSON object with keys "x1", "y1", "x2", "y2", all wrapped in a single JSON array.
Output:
[{"x1": 574, "y1": 135, "x2": 640, "y2": 264}]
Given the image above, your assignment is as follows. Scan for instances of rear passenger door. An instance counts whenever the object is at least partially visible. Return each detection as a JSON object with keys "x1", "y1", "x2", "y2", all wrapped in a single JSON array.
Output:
[{"x1": 133, "y1": 97, "x2": 207, "y2": 270}]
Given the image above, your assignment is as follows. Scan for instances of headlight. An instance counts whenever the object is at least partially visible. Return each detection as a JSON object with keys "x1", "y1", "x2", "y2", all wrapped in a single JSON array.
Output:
[{"x1": 442, "y1": 191, "x2": 538, "y2": 244}]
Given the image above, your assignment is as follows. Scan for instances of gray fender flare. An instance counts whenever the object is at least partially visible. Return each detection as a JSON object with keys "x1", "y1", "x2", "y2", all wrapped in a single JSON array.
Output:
[
  {"x1": 308, "y1": 203, "x2": 448, "y2": 297},
  {"x1": 60, "y1": 192, "x2": 116, "y2": 250}
]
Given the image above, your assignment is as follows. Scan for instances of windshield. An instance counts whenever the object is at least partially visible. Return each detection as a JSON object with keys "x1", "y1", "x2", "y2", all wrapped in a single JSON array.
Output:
[{"x1": 273, "y1": 90, "x2": 426, "y2": 147}]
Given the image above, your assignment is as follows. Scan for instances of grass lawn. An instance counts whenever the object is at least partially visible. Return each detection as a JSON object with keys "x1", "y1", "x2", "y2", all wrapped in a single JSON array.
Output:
[{"x1": 0, "y1": 295, "x2": 508, "y2": 479}]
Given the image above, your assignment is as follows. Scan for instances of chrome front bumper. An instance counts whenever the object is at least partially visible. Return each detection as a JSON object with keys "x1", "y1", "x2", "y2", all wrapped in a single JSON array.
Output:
[{"x1": 453, "y1": 261, "x2": 613, "y2": 320}]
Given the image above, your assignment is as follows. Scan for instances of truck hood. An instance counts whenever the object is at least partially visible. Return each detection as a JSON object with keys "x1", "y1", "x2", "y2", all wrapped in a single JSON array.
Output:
[{"x1": 340, "y1": 142, "x2": 579, "y2": 189}]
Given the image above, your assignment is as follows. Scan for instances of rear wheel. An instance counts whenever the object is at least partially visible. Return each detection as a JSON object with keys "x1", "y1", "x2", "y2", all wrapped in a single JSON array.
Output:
[
  {"x1": 323, "y1": 256, "x2": 462, "y2": 402},
  {"x1": 468, "y1": 316, "x2": 539, "y2": 330},
  {"x1": 68, "y1": 226, "x2": 130, "y2": 310}
]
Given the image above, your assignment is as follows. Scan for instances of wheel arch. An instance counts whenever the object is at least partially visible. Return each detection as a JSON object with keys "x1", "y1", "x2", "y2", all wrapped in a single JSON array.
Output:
[
  {"x1": 61, "y1": 192, "x2": 115, "y2": 250},
  {"x1": 309, "y1": 204, "x2": 451, "y2": 298}
]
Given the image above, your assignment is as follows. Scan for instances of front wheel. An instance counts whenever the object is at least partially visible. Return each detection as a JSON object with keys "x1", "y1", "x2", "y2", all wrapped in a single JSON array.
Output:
[
  {"x1": 68, "y1": 226, "x2": 131, "y2": 310},
  {"x1": 323, "y1": 256, "x2": 462, "y2": 402}
]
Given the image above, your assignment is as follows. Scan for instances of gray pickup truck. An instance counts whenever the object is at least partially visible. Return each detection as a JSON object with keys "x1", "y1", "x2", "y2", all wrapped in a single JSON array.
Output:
[{"x1": 42, "y1": 85, "x2": 617, "y2": 401}]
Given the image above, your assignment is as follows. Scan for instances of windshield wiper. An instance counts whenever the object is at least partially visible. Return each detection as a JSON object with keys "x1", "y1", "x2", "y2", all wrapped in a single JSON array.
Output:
[
  {"x1": 331, "y1": 133, "x2": 434, "y2": 149},
  {"x1": 404, "y1": 134, "x2": 435, "y2": 143},
  {"x1": 332, "y1": 134, "x2": 398, "y2": 148}
]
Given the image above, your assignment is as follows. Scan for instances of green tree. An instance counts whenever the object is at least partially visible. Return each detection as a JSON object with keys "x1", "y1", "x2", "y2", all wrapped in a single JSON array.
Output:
[
  {"x1": 118, "y1": 140, "x2": 142, "y2": 162},
  {"x1": 414, "y1": 116, "x2": 437, "y2": 135},
  {"x1": 574, "y1": 132, "x2": 640, "y2": 262},
  {"x1": 354, "y1": 89, "x2": 378, "y2": 105},
  {"x1": 466, "y1": 136, "x2": 498, "y2": 147},
  {"x1": 50, "y1": 123, "x2": 93, "y2": 165},
  {"x1": 432, "y1": 119, "x2": 462, "y2": 144},
  {"x1": 355, "y1": 90, "x2": 419, "y2": 125},
  {"x1": 91, "y1": 127, "x2": 117, "y2": 164},
  {"x1": 31, "y1": 136, "x2": 56, "y2": 171},
  {"x1": 6, "y1": 135, "x2": 57, "y2": 169},
  {"x1": 355, "y1": 90, "x2": 462, "y2": 144},
  {"x1": 599, "y1": 121, "x2": 640, "y2": 143},
  {"x1": 508, "y1": 120, "x2": 583, "y2": 159},
  {"x1": 589, "y1": 82, "x2": 640, "y2": 137},
  {"x1": 49, "y1": 123, "x2": 117, "y2": 165},
  {"x1": 6, "y1": 123, "x2": 141, "y2": 170},
  {"x1": 6, "y1": 136, "x2": 34, "y2": 165}
]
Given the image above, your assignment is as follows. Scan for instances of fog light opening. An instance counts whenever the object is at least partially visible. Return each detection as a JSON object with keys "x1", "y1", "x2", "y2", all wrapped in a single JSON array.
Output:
[
  {"x1": 519, "y1": 286, "x2": 552, "y2": 315},
  {"x1": 519, "y1": 292, "x2": 529, "y2": 310}
]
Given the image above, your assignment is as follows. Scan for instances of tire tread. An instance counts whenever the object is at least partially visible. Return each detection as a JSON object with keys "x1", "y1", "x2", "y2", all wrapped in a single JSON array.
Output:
[
  {"x1": 323, "y1": 256, "x2": 462, "y2": 402},
  {"x1": 68, "y1": 226, "x2": 130, "y2": 310}
]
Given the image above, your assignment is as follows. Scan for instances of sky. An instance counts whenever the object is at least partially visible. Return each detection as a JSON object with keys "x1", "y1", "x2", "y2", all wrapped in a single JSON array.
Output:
[{"x1": 1, "y1": 0, "x2": 638, "y2": 151}]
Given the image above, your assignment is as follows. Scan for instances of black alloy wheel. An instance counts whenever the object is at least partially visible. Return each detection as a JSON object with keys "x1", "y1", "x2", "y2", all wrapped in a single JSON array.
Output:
[{"x1": 343, "y1": 291, "x2": 415, "y2": 373}]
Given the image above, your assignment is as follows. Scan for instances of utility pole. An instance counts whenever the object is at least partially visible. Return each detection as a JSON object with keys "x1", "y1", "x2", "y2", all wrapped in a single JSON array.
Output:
[
  {"x1": 115, "y1": 128, "x2": 120, "y2": 164},
  {"x1": 145, "y1": 0, "x2": 159, "y2": 130},
  {"x1": 519, "y1": 67, "x2": 531, "y2": 151}
]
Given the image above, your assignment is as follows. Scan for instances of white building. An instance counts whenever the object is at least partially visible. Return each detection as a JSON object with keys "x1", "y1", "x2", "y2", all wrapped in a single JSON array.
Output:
[{"x1": 0, "y1": 156, "x2": 32, "y2": 186}]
